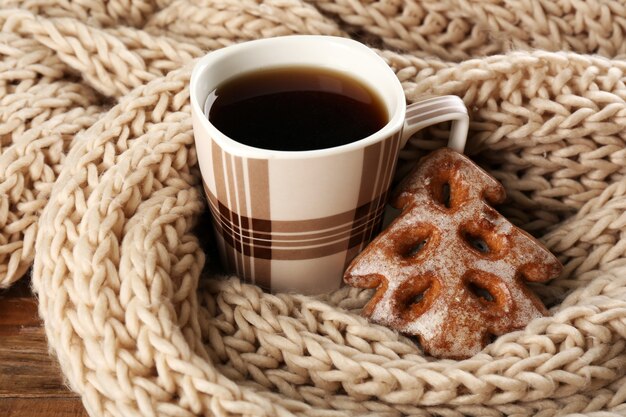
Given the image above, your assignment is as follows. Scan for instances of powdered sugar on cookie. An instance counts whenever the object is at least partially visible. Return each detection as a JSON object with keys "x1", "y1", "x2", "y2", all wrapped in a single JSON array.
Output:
[{"x1": 344, "y1": 148, "x2": 563, "y2": 359}]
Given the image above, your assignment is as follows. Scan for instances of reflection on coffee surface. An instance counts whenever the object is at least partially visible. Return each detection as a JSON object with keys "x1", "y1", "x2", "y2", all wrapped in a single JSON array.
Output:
[{"x1": 205, "y1": 66, "x2": 387, "y2": 151}]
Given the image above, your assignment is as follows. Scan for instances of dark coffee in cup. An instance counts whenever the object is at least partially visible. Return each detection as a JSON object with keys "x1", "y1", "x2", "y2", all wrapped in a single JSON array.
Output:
[{"x1": 205, "y1": 66, "x2": 387, "y2": 151}]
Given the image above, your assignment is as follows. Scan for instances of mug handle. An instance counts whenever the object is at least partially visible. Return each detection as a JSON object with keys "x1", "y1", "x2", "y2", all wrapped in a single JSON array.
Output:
[{"x1": 400, "y1": 95, "x2": 469, "y2": 152}]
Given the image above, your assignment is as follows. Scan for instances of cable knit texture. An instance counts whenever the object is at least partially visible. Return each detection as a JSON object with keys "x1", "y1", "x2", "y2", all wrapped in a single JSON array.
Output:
[{"x1": 0, "y1": 0, "x2": 625, "y2": 416}]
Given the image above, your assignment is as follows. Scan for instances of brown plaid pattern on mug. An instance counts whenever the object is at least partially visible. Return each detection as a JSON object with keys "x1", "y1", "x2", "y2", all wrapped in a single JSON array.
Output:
[{"x1": 206, "y1": 132, "x2": 401, "y2": 289}]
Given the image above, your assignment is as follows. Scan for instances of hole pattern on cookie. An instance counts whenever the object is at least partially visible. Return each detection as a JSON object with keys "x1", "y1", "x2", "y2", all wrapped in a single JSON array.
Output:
[
  {"x1": 441, "y1": 182, "x2": 451, "y2": 208},
  {"x1": 407, "y1": 290, "x2": 425, "y2": 305},
  {"x1": 463, "y1": 232, "x2": 490, "y2": 254},
  {"x1": 390, "y1": 224, "x2": 437, "y2": 264},
  {"x1": 467, "y1": 281, "x2": 495, "y2": 302},
  {"x1": 344, "y1": 148, "x2": 563, "y2": 359},
  {"x1": 404, "y1": 239, "x2": 428, "y2": 258}
]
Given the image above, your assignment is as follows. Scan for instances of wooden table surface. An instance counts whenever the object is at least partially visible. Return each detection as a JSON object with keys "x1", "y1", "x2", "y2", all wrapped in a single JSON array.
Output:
[{"x1": 0, "y1": 278, "x2": 88, "y2": 417}]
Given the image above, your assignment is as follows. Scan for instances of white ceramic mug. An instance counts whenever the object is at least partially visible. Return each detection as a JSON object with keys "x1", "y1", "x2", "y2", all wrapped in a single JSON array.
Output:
[{"x1": 190, "y1": 35, "x2": 468, "y2": 294}]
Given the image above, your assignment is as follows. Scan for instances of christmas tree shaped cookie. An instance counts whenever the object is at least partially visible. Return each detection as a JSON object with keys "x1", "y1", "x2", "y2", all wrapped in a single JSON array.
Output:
[{"x1": 344, "y1": 148, "x2": 562, "y2": 359}]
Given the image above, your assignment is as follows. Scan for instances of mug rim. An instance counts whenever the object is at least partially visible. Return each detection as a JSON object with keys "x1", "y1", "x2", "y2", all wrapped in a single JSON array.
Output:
[{"x1": 190, "y1": 35, "x2": 407, "y2": 160}]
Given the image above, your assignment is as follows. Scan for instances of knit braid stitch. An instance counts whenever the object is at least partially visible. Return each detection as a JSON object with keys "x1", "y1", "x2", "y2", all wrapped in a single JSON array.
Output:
[{"x1": 0, "y1": 0, "x2": 624, "y2": 416}]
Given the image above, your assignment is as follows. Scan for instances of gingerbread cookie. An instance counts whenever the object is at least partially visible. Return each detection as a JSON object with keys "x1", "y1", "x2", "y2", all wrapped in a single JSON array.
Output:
[{"x1": 344, "y1": 148, "x2": 562, "y2": 359}]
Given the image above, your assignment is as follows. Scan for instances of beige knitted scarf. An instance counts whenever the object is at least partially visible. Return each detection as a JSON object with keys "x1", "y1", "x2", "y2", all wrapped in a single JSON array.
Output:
[{"x1": 1, "y1": 1, "x2": 626, "y2": 416}]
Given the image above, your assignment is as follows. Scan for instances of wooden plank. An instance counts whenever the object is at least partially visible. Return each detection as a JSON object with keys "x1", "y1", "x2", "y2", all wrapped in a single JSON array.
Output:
[
  {"x1": 0, "y1": 297, "x2": 40, "y2": 327},
  {"x1": 0, "y1": 398, "x2": 88, "y2": 417},
  {"x1": 0, "y1": 278, "x2": 33, "y2": 299},
  {"x1": 0, "y1": 325, "x2": 74, "y2": 397},
  {"x1": 0, "y1": 279, "x2": 86, "y2": 416}
]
